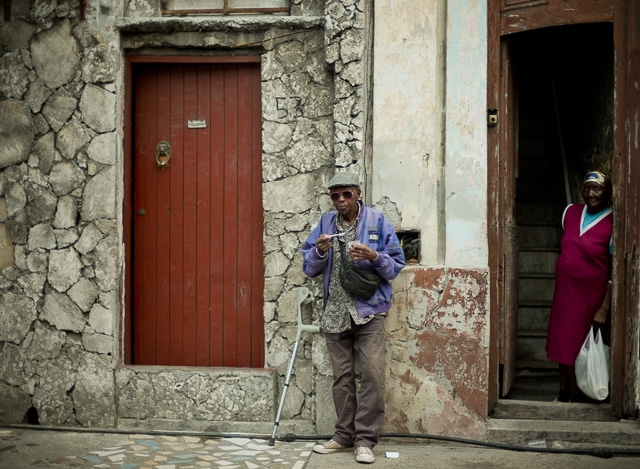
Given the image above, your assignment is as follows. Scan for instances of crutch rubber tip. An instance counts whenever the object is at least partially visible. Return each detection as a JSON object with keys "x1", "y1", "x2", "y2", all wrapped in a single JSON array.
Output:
[{"x1": 268, "y1": 437, "x2": 276, "y2": 446}]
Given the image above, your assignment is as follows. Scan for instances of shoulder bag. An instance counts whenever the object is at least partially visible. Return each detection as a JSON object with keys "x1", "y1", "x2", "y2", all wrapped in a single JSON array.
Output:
[{"x1": 338, "y1": 239, "x2": 381, "y2": 300}]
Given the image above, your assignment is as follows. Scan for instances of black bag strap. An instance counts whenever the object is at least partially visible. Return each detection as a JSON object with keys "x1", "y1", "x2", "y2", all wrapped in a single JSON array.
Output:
[{"x1": 338, "y1": 237, "x2": 350, "y2": 272}]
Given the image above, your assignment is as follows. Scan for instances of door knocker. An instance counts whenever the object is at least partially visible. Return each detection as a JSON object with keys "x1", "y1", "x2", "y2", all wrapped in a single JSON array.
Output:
[{"x1": 156, "y1": 141, "x2": 171, "y2": 168}]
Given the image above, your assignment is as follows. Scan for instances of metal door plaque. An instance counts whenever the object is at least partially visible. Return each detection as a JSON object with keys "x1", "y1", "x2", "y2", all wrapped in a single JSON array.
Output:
[{"x1": 187, "y1": 120, "x2": 206, "y2": 129}]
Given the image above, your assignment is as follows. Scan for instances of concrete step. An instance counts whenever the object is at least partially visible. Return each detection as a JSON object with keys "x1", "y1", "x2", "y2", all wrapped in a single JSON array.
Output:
[
  {"x1": 518, "y1": 306, "x2": 550, "y2": 330},
  {"x1": 486, "y1": 418, "x2": 640, "y2": 447},
  {"x1": 518, "y1": 225, "x2": 560, "y2": 249},
  {"x1": 519, "y1": 277, "x2": 555, "y2": 303},
  {"x1": 519, "y1": 250, "x2": 559, "y2": 274},
  {"x1": 516, "y1": 336, "x2": 548, "y2": 361},
  {"x1": 491, "y1": 399, "x2": 617, "y2": 422},
  {"x1": 516, "y1": 203, "x2": 557, "y2": 224}
]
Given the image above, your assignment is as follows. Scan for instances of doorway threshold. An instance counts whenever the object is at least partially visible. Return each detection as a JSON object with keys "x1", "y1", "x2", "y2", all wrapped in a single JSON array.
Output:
[{"x1": 491, "y1": 399, "x2": 616, "y2": 422}]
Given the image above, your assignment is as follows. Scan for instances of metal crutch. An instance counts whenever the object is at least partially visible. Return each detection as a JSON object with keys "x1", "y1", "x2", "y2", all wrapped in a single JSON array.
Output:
[{"x1": 268, "y1": 287, "x2": 320, "y2": 446}]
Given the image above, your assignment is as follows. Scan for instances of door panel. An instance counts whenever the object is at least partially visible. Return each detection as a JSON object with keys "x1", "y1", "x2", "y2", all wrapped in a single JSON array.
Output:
[
  {"x1": 499, "y1": 39, "x2": 520, "y2": 397},
  {"x1": 131, "y1": 62, "x2": 264, "y2": 368}
]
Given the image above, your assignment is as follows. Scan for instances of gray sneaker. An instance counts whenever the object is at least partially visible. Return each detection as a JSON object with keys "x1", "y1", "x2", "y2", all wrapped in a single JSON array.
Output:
[
  {"x1": 313, "y1": 438, "x2": 353, "y2": 454},
  {"x1": 355, "y1": 446, "x2": 375, "y2": 463}
]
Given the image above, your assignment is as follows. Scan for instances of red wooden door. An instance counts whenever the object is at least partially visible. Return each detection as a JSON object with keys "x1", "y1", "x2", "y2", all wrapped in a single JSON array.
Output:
[{"x1": 131, "y1": 61, "x2": 264, "y2": 368}]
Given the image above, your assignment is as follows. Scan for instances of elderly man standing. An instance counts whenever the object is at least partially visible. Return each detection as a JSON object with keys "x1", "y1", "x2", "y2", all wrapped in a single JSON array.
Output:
[{"x1": 302, "y1": 172, "x2": 405, "y2": 464}]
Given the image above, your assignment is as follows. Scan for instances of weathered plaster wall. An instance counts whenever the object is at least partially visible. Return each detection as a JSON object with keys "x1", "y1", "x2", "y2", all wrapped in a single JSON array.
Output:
[
  {"x1": 370, "y1": 0, "x2": 490, "y2": 435},
  {"x1": 372, "y1": 0, "x2": 443, "y2": 264}
]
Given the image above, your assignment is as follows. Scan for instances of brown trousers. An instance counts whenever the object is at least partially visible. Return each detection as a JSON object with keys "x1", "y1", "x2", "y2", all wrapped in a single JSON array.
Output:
[{"x1": 324, "y1": 314, "x2": 386, "y2": 449}]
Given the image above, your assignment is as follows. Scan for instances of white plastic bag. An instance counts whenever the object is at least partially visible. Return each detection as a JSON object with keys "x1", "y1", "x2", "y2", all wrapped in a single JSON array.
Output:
[{"x1": 575, "y1": 326, "x2": 610, "y2": 400}]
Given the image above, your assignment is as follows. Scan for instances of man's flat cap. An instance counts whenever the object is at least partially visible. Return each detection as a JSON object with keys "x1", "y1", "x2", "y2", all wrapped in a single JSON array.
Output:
[{"x1": 327, "y1": 172, "x2": 361, "y2": 189}]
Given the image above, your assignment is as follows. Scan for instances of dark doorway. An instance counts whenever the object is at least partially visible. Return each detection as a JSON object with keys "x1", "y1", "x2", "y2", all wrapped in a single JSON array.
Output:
[{"x1": 505, "y1": 23, "x2": 614, "y2": 401}]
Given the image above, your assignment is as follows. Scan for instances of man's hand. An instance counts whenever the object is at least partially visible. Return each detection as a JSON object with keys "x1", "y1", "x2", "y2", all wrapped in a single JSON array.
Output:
[
  {"x1": 349, "y1": 242, "x2": 378, "y2": 262},
  {"x1": 316, "y1": 234, "x2": 332, "y2": 253}
]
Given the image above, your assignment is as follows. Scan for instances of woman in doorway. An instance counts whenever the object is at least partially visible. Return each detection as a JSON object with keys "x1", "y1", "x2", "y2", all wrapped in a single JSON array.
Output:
[{"x1": 546, "y1": 171, "x2": 613, "y2": 403}]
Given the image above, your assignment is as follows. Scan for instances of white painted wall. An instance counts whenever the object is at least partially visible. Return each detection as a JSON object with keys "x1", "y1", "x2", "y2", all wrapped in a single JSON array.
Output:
[
  {"x1": 372, "y1": 0, "x2": 488, "y2": 268},
  {"x1": 443, "y1": 0, "x2": 488, "y2": 267},
  {"x1": 372, "y1": 0, "x2": 443, "y2": 265}
]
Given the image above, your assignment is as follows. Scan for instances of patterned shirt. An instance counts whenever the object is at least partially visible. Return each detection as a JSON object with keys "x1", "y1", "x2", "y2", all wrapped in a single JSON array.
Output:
[{"x1": 322, "y1": 212, "x2": 373, "y2": 333}]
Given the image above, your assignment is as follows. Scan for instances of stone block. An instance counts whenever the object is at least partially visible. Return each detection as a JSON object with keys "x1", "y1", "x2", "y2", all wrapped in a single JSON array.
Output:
[
  {"x1": 92, "y1": 233, "x2": 118, "y2": 292},
  {"x1": 24, "y1": 188, "x2": 57, "y2": 224},
  {"x1": 26, "y1": 249, "x2": 48, "y2": 272},
  {"x1": 263, "y1": 172, "x2": 320, "y2": 214},
  {"x1": 56, "y1": 118, "x2": 91, "y2": 160},
  {"x1": 53, "y1": 196, "x2": 78, "y2": 229},
  {"x1": 42, "y1": 88, "x2": 78, "y2": 132},
  {"x1": 264, "y1": 251, "x2": 289, "y2": 277},
  {"x1": 17, "y1": 273, "x2": 47, "y2": 301},
  {"x1": 82, "y1": 44, "x2": 118, "y2": 84},
  {"x1": 86, "y1": 132, "x2": 117, "y2": 165},
  {"x1": 48, "y1": 247, "x2": 82, "y2": 293},
  {"x1": 0, "y1": 381, "x2": 32, "y2": 424},
  {"x1": 54, "y1": 228, "x2": 79, "y2": 248},
  {"x1": 30, "y1": 19, "x2": 80, "y2": 90},
  {"x1": 25, "y1": 79, "x2": 53, "y2": 113},
  {"x1": 81, "y1": 166, "x2": 116, "y2": 221},
  {"x1": 80, "y1": 84, "x2": 116, "y2": 133},
  {"x1": 0, "y1": 100, "x2": 36, "y2": 170},
  {"x1": 32, "y1": 132, "x2": 55, "y2": 175},
  {"x1": 73, "y1": 352, "x2": 116, "y2": 427},
  {"x1": 28, "y1": 222, "x2": 56, "y2": 250},
  {"x1": 0, "y1": 50, "x2": 32, "y2": 99},
  {"x1": 42, "y1": 290, "x2": 85, "y2": 333},
  {"x1": 68, "y1": 277, "x2": 101, "y2": 312},
  {"x1": 32, "y1": 358, "x2": 76, "y2": 426},
  {"x1": 82, "y1": 333, "x2": 114, "y2": 355},
  {"x1": 75, "y1": 222, "x2": 103, "y2": 255},
  {"x1": 0, "y1": 292, "x2": 37, "y2": 344},
  {"x1": 88, "y1": 303, "x2": 113, "y2": 335}
]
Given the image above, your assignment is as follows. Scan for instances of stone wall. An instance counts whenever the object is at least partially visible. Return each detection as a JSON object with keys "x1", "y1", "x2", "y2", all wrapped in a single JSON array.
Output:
[
  {"x1": 0, "y1": 0, "x2": 366, "y2": 433},
  {"x1": 0, "y1": 2, "x2": 122, "y2": 427}
]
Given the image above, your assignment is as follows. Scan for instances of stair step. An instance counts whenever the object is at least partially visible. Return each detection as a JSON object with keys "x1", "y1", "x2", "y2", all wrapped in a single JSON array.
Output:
[
  {"x1": 519, "y1": 277, "x2": 555, "y2": 303},
  {"x1": 516, "y1": 359, "x2": 556, "y2": 370},
  {"x1": 518, "y1": 306, "x2": 550, "y2": 330},
  {"x1": 519, "y1": 273, "x2": 555, "y2": 279},
  {"x1": 486, "y1": 418, "x2": 640, "y2": 447},
  {"x1": 520, "y1": 300, "x2": 552, "y2": 308},
  {"x1": 490, "y1": 400, "x2": 618, "y2": 422},
  {"x1": 518, "y1": 329, "x2": 547, "y2": 338}
]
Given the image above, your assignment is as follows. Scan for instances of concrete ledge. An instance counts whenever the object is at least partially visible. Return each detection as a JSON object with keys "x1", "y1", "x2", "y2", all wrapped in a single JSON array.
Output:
[
  {"x1": 115, "y1": 366, "x2": 277, "y2": 430},
  {"x1": 491, "y1": 399, "x2": 618, "y2": 422},
  {"x1": 116, "y1": 16, "x2": 324, "y2": 33},
  {"x1": 487, "y1": 418, "x2": 640, "y2": 447}
]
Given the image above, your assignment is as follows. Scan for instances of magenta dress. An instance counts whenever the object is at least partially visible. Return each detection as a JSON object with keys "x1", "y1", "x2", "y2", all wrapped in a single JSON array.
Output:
[{"x1": 546, "y1": 204, "x2": 612, "y2": 365}]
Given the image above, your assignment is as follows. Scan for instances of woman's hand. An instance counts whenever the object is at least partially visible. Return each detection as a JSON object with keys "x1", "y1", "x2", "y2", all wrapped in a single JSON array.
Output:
[
  {"x1": 592, "y1": 307, "x2": 609, "y2": 327},
  {"x1": 349, "y1": 242, "x2": 378, "y2": 262}
]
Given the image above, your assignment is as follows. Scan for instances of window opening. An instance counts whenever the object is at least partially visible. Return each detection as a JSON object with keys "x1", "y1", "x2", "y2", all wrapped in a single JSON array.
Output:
[
  {"x1": 397, "y1": 230, "x2": 420, "y2": 265},
  {"x1": 161, "y1": 0, "x2": 289, "y2": 16}
]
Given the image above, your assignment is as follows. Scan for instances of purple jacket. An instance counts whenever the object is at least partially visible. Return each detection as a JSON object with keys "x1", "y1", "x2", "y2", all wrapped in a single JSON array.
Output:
[{"x1": 302, "y1": 202, "x2": 405, "y2": 317}]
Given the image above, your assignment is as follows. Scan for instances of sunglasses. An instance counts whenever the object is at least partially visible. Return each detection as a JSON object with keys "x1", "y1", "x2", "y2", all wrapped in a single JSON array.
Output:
[{"x1": 330, "y1": 190, "x2": 355, "y2": 201}]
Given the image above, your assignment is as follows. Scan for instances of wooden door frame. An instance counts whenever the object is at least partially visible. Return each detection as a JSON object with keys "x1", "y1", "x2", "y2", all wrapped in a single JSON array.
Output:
[
  {"x1": 487, "y1": 0, "x2": 638, "y2": 417},
  {"x1": 122, "y1": 55, "x2": 262, "y2": 365}
]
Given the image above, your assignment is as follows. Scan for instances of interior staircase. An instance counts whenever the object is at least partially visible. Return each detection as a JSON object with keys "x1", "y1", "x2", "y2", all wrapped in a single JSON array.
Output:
[{"x1": 508, "y1": 77, "x2": 568, "y2": 401}]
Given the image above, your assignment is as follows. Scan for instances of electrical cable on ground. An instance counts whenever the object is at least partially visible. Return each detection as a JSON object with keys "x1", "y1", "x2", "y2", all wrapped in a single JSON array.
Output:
[{"x1": 3, "y1": 423, "x2": 640, "y2": 458}]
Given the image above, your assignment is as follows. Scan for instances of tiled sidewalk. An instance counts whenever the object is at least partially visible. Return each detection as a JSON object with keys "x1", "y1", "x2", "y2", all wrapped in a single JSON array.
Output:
[{"x1": 55, "y1": 434, "x2": 314, "y2": 469}]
